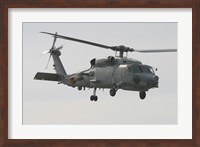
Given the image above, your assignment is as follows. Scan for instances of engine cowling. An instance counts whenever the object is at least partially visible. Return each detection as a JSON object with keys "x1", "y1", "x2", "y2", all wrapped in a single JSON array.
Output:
[
  {"x1": 90, "y1": 58, "x2": 96, "y2": 66},
  {"x1": 69, "y1": 74, "x2": 83, "y2": 84},
  {"x1": 108, "y1": 56, "x2": 115, "y2": 64}
]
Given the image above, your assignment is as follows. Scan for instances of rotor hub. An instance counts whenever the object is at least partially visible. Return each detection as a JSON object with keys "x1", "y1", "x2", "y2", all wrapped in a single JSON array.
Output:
[{"x1": 111, "y1": 45, "x2": 134, "y2": 52}]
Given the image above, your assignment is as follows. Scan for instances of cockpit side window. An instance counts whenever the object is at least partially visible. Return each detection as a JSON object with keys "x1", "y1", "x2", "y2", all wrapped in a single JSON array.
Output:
[
  {"x1": 132, "y1": 65, "x2": 143, "y2": 73},
  {"x1": 139, "y1": 66, "x2": 143, "y2": 73}
]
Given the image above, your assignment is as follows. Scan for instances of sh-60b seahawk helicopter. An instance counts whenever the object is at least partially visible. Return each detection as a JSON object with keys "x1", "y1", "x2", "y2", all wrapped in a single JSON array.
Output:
[{"x1": 34, "y1": 32, "x2": 177, "y2": 102}]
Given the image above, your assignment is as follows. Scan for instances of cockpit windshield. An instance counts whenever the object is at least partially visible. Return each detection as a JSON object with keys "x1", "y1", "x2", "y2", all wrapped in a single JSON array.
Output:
[
  {"x1": 130, "y1": 64, "x2": 154, "y2": 74},
  {"x1": 141, "y1": 65, "x2": 154, "y2": 74}
]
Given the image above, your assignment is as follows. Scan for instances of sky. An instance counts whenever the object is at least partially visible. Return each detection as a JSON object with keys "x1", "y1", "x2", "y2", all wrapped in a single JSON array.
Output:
[{"x1": 22, "y1": 22, "x2": 177, "y2": 125}]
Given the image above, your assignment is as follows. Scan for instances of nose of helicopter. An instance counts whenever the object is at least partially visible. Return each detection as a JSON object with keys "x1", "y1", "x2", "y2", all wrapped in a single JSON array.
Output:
[
  {"x1": 148, "y1": 75, "x2": 159, "y2": 88},
  {"x1": 153, "y1": 75, "x2": 159, "y2": 87},
  {"x1": 153, "y1": 75, "x2": 159, "y2": 82}
]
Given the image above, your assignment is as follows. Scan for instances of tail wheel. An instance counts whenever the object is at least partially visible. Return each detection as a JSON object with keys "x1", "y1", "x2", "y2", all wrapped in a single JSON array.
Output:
[
  {"x1": 110, "y1": 88, "x2": 116, "y2": 97},
  {"x1": 139, "y1": 91, "x2": 146, "y2": 100}
]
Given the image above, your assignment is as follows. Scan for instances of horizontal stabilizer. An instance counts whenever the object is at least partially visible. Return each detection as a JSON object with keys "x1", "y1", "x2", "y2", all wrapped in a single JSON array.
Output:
[{"x1": 34, "y1": 72, "x2": 61, "y2": 81}]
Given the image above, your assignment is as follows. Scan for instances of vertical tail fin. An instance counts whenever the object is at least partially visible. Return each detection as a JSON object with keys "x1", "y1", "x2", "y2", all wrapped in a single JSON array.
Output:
[{"x1": 51, "y1": 50, "x2": 67, "y2": 76}]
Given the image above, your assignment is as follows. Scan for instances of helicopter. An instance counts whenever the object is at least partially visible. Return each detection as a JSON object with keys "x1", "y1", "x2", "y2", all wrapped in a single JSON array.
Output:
[{"x1": 34, "y1": 32, "x2": 177, "y2": 102}]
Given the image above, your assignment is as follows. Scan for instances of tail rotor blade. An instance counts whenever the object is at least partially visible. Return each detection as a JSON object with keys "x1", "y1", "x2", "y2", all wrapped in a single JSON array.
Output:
[
  {"x1": 51, "y1": 32, "x2": 57, "y2": 49},
  {"x1": 56, "y1": 45, "x2": 63, "y2": 50},
  {"x1": 45, "y1": 54, "x2": 52, "y2": 69},
  {"x1": 41, "y1": 50, "x2": 50, "y2": 56}
]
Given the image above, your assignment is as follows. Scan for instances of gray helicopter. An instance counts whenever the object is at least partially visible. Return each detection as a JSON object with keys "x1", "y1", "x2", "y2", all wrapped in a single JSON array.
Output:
[{"x1": 34, "y1": 32, "x2": 177, "y2": 102}]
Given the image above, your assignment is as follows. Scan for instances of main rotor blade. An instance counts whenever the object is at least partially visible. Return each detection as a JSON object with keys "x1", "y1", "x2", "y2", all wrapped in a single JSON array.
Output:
[
  {"x1": 41, "y1": 32, "x2": 176, "y2": 53},
  {"x1": 41, "y1": 32, "x2": 112, "y2": 50},
  {"x1": 134, "y1": 49, "x2": 177, "y2": 53}
]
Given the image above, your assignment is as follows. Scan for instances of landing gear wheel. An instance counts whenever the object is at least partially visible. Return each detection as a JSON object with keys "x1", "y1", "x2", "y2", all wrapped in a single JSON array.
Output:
[
  {"x1": 90, "y1": 95, "x2": 98, "y2": 101},
  {"x1": 110, "y1": 88, "x2": 116, "y2": 97},
  {"x1": 90, "y1": 95, "x2": 94, "y2": 101},
  {"x1": 139, "y1": 91, "x2": 146, "y2": 100},
  {"x1": 94, "y1": 96, "x2": 98, "y2": 101},
  {"x1": 78, "y1": 86, "x2": 82, "y2": 91}
]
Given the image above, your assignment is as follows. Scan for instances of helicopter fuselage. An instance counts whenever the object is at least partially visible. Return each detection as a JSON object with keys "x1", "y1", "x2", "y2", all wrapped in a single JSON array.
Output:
[{"x1": 66, "y1": 57, "x2": 159, "y2": 92}]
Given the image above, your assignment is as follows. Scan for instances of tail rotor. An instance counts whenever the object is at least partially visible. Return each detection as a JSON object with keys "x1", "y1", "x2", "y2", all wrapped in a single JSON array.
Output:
[
  {"x1": 45, "y1": 53, "x2": 52, "y2": 69},
  {"x1": 41, "y1": 32, "x2": 63, "y2": 69}
]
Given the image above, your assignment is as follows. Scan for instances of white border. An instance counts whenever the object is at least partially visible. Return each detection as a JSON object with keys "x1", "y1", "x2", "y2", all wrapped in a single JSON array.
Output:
[{"x1": 8, "y1": 8, "x2": 192, "y2": 139}]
